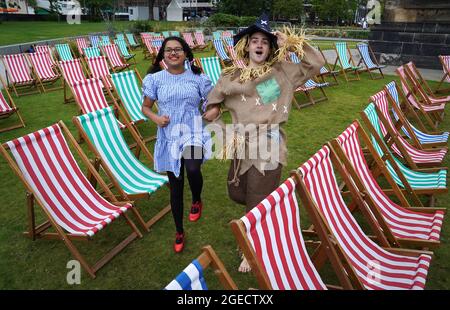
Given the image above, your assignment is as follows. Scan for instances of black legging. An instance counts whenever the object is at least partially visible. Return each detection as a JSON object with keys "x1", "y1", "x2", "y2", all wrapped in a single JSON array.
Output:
[{"x1": 167, "y1": 146, "x2": 203, "y2": 234}]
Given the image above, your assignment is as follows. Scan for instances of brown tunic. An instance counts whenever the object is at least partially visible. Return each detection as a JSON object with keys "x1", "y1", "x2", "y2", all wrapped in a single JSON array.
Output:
[{"x1": 205, "y1": 43, "x2": 325, "y2": 175}]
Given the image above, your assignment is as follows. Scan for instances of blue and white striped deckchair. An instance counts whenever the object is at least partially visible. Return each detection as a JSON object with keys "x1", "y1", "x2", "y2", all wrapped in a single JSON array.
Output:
[
  {"x1": 164, "y1": 246, "x2": 237, "y2": 290},
  {"x1": 83, "y1": 47, "x2": 101, "y2": 59},
  {"x1": 213, "y1": 39, "x2": 230, "y2": 62},
  {"x1": 114, "y1": 39, "x2": 136, "y2": 63},
  {"x1": 362, "y1": 103, "x2": 447, "y2": 196},
  {"x1": 90, "y1": 35, "x2": 100, "y2": 48},
  {"x1": 334, "y1": 42, "x2": 361, "y2": 82},
  {"x1": 125, "y1": 33, "x2": 139, "y2": 48},
  {"x1": 55, "y1": 43, "x2": 73, "y2": 61},
  {"x1": 386, "y1": 81, "x2": 449, "y2": 147},
  {"x1": 74, "y1": 107, "x2": 170, "y2": 231},
  {"x1": 200, "y1": 56, "x2": 222, "y2": 86},
  {"x1": 289, "y1": 52, "x2": 329, "y2": 108},
  {"x1": 357, "y1": 42, "x2": 384, "y2": 79}
]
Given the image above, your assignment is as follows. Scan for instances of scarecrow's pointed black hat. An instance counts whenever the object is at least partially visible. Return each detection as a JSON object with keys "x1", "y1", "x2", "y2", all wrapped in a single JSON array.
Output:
[{"x1": 233, "y1": 12, "x2": 278, "y2": 49}]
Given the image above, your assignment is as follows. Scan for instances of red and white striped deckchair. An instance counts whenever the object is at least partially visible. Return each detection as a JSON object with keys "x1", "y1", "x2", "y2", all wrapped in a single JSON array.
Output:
[
  {"x1": 76, "y1": 37, "x2": 90, "y2": 56},
  {"x1": 436, "y1": 55, "x2": 450, "y2": 93},
  {"x1": 396, "y1": 66, "x2": 444, "y2": 130},
  {"x1": 370, "y1": 89, "x2": 447, "y2": 168},
  {"x1": 1, "y1": 54, "x2": 39, "y2": 96},
  {"x1": 230, "y1": 178, "x2": 335, "y2": 290},
  {"x1": 331, "y1": 121, "x2": 445, "y2": 249},
  {"x1": 405, "y1": 62, "x2": 450, "y2": 104},
  {"x1": 0, "y1": 122, "x2": 142, "y2": 278},
  {"x1": 34, "y1": 45, "x2": 57, "y2": 67},
  {"x1": 86, "y1": 56, "x2": 112, "y2": 89},
  {"x1": 226, "y1": 45, "x2": 246, "y2": 69},
  {"x1": 72, "y1": 78, "x2": 113, "y2": 116},
  {"x1": 26, "y1": 52, "x2": 62, "y2": 92},
  {"x1": 101, "y1": 44, "x2": 130, "y2": 72},
  {"x1": 194, "y1": 32, "x2": 207, "y2": 47},
  {"x1": 0, "y1": 77, "x2": 25, "y2": 132},
  {"x1": 58, "y1": 59, "x2": 87, "y2": 103},
  {"x1": 182, "y1": 32, "x2": 196, "y2": 48},
  {"x1": 297, "y1": 145, "x2": 434, "y2": 290}
]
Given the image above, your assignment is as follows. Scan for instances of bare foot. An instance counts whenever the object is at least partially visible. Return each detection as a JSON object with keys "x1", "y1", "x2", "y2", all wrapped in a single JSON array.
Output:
[{"x1": 238, "y1": 255, "x2": 251, "y2": 273}]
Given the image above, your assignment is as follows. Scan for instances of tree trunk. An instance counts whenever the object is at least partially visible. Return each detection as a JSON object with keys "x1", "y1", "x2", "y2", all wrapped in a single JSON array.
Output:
[{"x1": 148, "y1": 0, "x2": 155, "y2": 20}]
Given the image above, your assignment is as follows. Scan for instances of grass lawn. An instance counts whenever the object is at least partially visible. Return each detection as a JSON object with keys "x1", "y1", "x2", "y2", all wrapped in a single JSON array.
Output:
[{"x1": 0, "y1": 43, "x2": 449, "y2": 290}]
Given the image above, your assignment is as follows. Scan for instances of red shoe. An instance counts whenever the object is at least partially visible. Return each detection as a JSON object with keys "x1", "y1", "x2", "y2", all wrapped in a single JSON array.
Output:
[
  {"x1": 174, "y1": 232, "x2": 185, "y2": 253},
  {"x1": 189, "y1": 201, "x2": 202, "y2": 222}
]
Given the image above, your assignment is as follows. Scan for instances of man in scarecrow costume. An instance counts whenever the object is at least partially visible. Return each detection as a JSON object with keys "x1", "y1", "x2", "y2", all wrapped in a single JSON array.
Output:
[{"x1": 203, "y1": 13, "x2": 325, "y2": 272}]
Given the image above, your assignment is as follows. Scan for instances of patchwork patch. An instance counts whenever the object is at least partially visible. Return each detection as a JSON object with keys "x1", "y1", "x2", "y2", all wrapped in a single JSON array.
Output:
[{"x1": 256, "y1": 78, "x2": 281, "y2": 105}]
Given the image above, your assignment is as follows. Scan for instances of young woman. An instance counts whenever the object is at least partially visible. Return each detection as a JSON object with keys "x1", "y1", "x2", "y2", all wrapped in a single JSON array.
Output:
[
  {"x1": 203, "y1": 15, "x2": 325, "y2": 271},
  {"x1": 142, "y1": 36, "x2": 212, "y2": 253}
]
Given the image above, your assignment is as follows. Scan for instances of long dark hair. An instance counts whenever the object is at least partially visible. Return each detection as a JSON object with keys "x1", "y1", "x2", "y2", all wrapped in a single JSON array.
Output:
[{"x1": 147, "y1": 36, "x2": 202, "y2": 75}]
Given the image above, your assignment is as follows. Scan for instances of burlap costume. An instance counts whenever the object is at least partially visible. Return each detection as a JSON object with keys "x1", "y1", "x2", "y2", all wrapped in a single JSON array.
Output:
[{"x1": 205, "y1": 35, "x2": 324, "y2": 212}]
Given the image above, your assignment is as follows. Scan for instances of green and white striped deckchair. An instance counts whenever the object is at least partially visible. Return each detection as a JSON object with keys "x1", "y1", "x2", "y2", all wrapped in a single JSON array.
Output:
[
  {"x1": 334, "y1": 42, "x2": 360, "y2": 82},
  {"x1": 55, "y1": 43, "x2": 74, "y2": 61},
  {"x1": 110, "y1": 70, "x2": 146, "y2": 123},
  {"x1": 116, "y1": 33, "x2": 125, "y2": 41},
  {"x1": 101, "y1": 35, "x2": 111, "y2": 45},
  {"x1": 212, "y1": 31, "x2": 222, "y2": 40},
  {"x1": 74, "y1": 107, "x2": 170, "y2": 231},
  {"x1": 83, "y1": 47, "x2": 101, "y2": 59},
  {"x1": 114, "y1": 39, "x2": 136, "y2": 63},
  {"x1": 171, "y1": 31, "x2": 180, "y2": 37},
  {"x1": 162, "y1": 31, "x2": 171, "y2": 38},
  {"x1": 362, "y1": 103, "x2": 447, "y2": 194},
  {"x1": 125, "y1": 33, "x2": 139, "y2": 48},
  {"x1": 200, "y1": 56, "x2": 222, "y2": 86}
]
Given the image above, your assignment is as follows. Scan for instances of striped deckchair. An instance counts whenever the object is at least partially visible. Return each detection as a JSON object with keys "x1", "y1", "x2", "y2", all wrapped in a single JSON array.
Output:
[
  {"x1": 296, "y1": 145, "x2": 434, "y2": 290},
  {"x1": 396, "y1": 66, "x2": 444, "y2": 130},
  {"x1": 171, "y1": 31, "x2": 180, "y2": 37},
  {"x1": 331, "y1": 121, "x2": 445, "y2": 249},
  {"x1": 76, "y1": 37, "x2": 89, "y2": 56},
  {"x1": 222, "y1": 37, "x2": 233, "y2": 48},
  {"x1": 200, "y1": 57, "x2": 222, "y2": 86},
  {"x1": 58, "y1": 59, "x2": 87, "y2": 103},
  {"x1": 436, "y1": 55, "x2": 450, "y2": 93},
  {"x1": 385, "y1": 81, "x2": 449, "y2": 148},
  {"x1": 194, "y1": 31, "x2": 207, "y2": 47},
  {"x1": 101, "y1": 44, "x2": 130, "y2": 72},
  {"x1": 226, "y1": 45, "x2": 246, "y2": 69},
  {"x1": 34, "y1": 45, "x2": 57, "y2": 67},
  {"x1": 1, "y1": 54, "x2": 39, "y2": 96},
  {"x1": 230, "y1": 178, "x2": 334, "y2": 290},
  {"x1": 182, "y1": 32, "x2": 196, "y2": 48},
  {"x1": 125, "y1": 33, "x2": 140, "y2": 49},
  {"x1": 361, "y1": 103, "x2": 447, "y2": 202},
  {"x1": 142, "y1": 37, "x2": 154, "y2": 59},
  {"x1": 289, "y1": 52, "x2": 329, "y2": 108},
  {"x1": 83, "y1": 47, "x2": 101, "y2": 59},
  {"x1": 73, "y1": 107, "x2": 170, "y2": 231},
  {"x1": 333, "y1": 42, "x2": 360, "y2": 82},
  {"x1": 213, "y1": 39, "x2": 230, "y2": 64},
  {"x1": 0, "y1": 122, "x2": 142, "y2": 279},
  {"x1": 86, "y1": 56, "x2": 112, "y2": 88},
  {"x1": 212, "y1": 31, "x2": 222, "y2": 40},
  {"x1": 114, "y1": 39, "x2": 136, "y2": 64},
  {"x1": 370, "y1": 89, "x2": 447, "y2": 169},
  {"x1": 101, "y1": 35, "x2": 111, "y2": 45},
  {"x1": 162, "y1": 31, "x2": 171, "y2": 38},
  {"x1": 26, "y1": 52, "x2": 62, "y2": 92},
  {"x1": 405, "y1": 62, "x2": 450, "y2": 104},
  {"x1": 313, "y1": 45, "x2": 339, "y2": 85},
  {"x1": 356, "y1": 43, "x2": 384, "y2": 79},
  {"x1": 89, "y1": 35, "x2": 100, "y2": 48},
  {"x1": 55, "y1": 43, "x2": 74, "y2": 61},
  {"x1": 116, "y1": 33, "x2": 125, "y2": 41},
  {"x1": 71, "y1": 78, "x2": 114, "y2": 116},
  {"x1": 0, "y1": 77, "x2": 25, "y2": 132},
  {"x1": 165, "y1": 246, "x2": 237, "y2": 290}
]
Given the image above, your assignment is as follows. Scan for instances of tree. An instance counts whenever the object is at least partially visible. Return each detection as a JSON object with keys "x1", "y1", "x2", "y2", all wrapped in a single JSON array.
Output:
[
  {"x1": 311, "y1": 0, "x2": 359, "y2": 25},
  {"x1": 273, "y1": 0, "x2": 303, "y2": 21},
  {"x1": 217, "y1": 0, "x2": 273, "y2": 17}
]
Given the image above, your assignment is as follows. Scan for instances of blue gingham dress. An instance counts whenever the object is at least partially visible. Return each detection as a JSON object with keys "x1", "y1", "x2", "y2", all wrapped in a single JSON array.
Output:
[{"x1": 142, "y1": 70, "x2": 213, "y2": 177}]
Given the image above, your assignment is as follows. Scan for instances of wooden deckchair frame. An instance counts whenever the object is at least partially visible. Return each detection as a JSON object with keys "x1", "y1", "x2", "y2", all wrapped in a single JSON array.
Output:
[
  {"x1": 384, "y1": 82, "x2": 447, "y2": 149},
  {"x1": 369, "y1": 94, "x2": 448, "y2": 169},
  {"x1": 125, "y1": 33, "x2": 140, "y2": 50},
  {"x1": 1, "y1": 55, "x2": 40, "y2": 97},
  {"x1": 0, "y1": 121, "x2": 143, "y2": 279},
  {"x1": 360, "y1": 110, "x2": 448, "y2": 203},
  {"x1": 356, "y1": 43, "x2": 384, "y2": 80},
  {"x1": 57, "y1": 59, "x2": 88, "y2": 104},
  {"x1": 332, "y1": 42, "x2": 360, "y2": 82},
  {"x1": 73, "y1": 105, "x2": 171, "y2": 232},
  {"x1": 0, "y1": 76, "x2": 26, "y2": 132},
  {"x1": 405, "y1": 62, "x2": 449, "y2": 102},
  {"x1": 114, "y1": 38, "x2": 137, "y2": 65},
  {"x1": 396, "y1": 66, "x2": 443, "y2": 130},
  {"x1": 315, "y1": 46, "x2": 339, "y2": 85},
  {"x1": 435, "y1": 55, "x2": 450, "y2": 94},
  {"x1": 292, "y1": 77, "x2": 328, "y2": 109},
  {"x1": 25, "y1": 53, "x2": 63, "y2": 93},
  {"x1": 329, "y1": 124, "x2": 445, "y2": 249},
  {"x1": 101, "y1": 44, "x2": 130, "y2": 72},
  {"x1": 293, "y1": 157, "x2": 434, "y2": 290}
]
